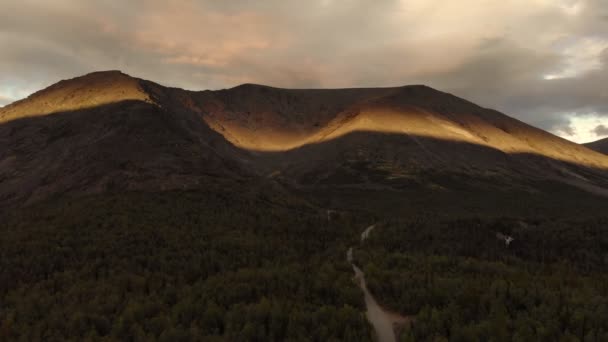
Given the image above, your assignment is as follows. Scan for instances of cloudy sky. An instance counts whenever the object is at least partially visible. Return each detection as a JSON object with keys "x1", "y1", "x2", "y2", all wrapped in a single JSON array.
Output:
[{"x1": 1, "y1": 0, "x2": 607, "y2": 143}]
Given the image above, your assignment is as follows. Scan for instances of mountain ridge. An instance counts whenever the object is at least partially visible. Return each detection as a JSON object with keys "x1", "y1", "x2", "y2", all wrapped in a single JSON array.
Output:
[
  {"x1": 2, "y1": 70, "x2": 608, "y2": 208},
  {"x1": 585, "y1": 137, "x2": 608, "y2": 155}
]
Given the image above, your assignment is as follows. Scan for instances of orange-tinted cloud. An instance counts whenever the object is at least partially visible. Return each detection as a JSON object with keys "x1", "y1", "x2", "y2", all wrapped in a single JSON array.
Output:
[
  {"x1": 131, "y1": 2, "x2": 277, "y2": 68},
  {"x1": 0, "y1": 0, "x2": 607, "y2": 140},
  {"x1": 0, "y1": 94, "x2": 12, "y2": 106}
]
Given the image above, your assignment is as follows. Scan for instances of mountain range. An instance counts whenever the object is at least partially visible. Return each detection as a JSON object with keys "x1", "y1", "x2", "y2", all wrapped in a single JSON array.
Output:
[
  {"x1": 3, "y1": 71, "x2": 608, "y2": 341},
  {"x1": 2, "y1": 70, "x2": 608, "y2": 210}
]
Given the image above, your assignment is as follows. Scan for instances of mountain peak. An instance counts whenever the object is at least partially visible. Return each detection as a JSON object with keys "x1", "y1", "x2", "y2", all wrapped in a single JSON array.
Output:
[
  {"x1": 72, "y1": 70, "x2": 134, "y2": 83},
  {"x1": 0, "y1": 70, "x2": 150, "y2": 122},
  {"x1": 1, "y1": 71, "x2": 608, "y2": 209},
  {"x1": 232, "y1": 82, "x2": 274, "y2": 89},
  {"x1": 84, "y1": 69, "x2": 127, "y2": 76}
]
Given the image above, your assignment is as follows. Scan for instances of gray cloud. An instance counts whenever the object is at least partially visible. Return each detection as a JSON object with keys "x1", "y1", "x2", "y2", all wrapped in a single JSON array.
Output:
[
  {"x1": 557, "y1": 124, "x2": 577, "y2": 137},
  {"x1": 592, "y1": 124, "x2": 608, "y2": 136},
  {"x1": 0, "y1": 0, "x2": 607, "y2": 141}
]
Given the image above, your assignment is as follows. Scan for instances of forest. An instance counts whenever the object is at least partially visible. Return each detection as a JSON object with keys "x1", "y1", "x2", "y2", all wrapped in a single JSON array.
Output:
[
  {"x1": 2, "y1": 187, "x2": 608, "y2": 341},
  {"x1": 355, "y1": 216, "x2": 608, "y2": 341},
  {"x1": 0, "y1": 191, "x2": 373, "y2": 341}
]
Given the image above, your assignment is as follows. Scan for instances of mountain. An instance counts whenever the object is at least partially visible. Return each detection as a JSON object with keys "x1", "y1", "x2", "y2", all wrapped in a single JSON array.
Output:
[
  {"x1": 2, "y1": 70, "x2": 608, "y2": 210},
  {"x1": 585, "y1": 137, "x2": 608, "y2": 155},
  {"x1": 0, "y1": 71, "x2": 252, "y2": 207},
  {"x1": 3, "y1": 71, "x2": 608, "y2": 341}
]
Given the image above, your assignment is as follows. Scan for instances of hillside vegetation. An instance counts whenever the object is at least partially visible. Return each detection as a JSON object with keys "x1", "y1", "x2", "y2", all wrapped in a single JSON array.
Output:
[
  {"x1": 356, "y1": 217, "x2": 608, "y2": 341},
  {"x1": 0, "y1": 191, "x2": 373, "y2": 341}
]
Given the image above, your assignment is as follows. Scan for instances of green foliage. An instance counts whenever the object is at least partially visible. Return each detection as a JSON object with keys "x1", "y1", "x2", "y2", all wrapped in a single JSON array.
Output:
[
  {"x1": 0, "y1": 191, "x2": 372, "y2": 341},
  {"x1": 359, "y1": 217, "x2": 608, "y2": 341},
  {"x1": 2, "y1": 189, "x2": 608, "y2": 340}
]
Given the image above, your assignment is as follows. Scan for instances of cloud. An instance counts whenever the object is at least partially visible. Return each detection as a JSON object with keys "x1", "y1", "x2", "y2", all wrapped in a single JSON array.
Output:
[
  {"x1": 592, "y1": 124, "x2": 608, "y2": 137},
  {"x1": 557, "y1": 124, "x2": 576, "y2": 137},
  {"x1": 552, "y1": 114, "x2": 608, "y2": 143},
  {"x1": 0, "y1": 94, "x2": 12, "y2": 107},
  {"x1": 0, "y1": 0, "x2": 607, "y2": 140}
]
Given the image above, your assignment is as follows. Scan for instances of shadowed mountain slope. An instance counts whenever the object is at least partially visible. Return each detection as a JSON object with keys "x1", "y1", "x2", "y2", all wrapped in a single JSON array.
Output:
[
  {"x1": 2, "y1": 70, "x2": 608, "y2": 209},
  {"x1": 585, "y1": 137, "x2": 608, "y2": 155},
  {"x1": 0, "y1": 72, "x2": 252, "y2": 207}
]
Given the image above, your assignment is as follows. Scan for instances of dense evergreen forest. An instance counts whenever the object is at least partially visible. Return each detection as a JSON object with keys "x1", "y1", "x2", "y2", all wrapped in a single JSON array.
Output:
[
  {"x1": 2, "y1": 187, "x2": 608, "y2": 341},
  {"x1": 355, "y1": 217, "x2": 608, "y2": 341},
  {"x1": 0, "y1": 191, "x2": 373, "y2": 341}
]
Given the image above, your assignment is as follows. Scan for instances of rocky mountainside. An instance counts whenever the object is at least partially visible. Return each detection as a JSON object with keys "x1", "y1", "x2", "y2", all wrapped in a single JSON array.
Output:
[
  {"x1": 2, "y1": 70, "x2": 608, "y2": 208},
  {"x1": 0, "y1": 71, "x2": 250, "y2": 207}
]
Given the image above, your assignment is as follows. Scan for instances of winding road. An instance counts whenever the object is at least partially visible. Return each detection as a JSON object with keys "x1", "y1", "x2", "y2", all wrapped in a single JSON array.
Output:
[{"x1": 348, "y1": 224, "x2": 407, "y2": 342}]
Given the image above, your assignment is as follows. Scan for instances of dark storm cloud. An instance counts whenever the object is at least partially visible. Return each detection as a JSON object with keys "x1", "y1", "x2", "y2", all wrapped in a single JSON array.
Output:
[{"x1": 0, "y1": 0, "x2": 607, "y2": 141}]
